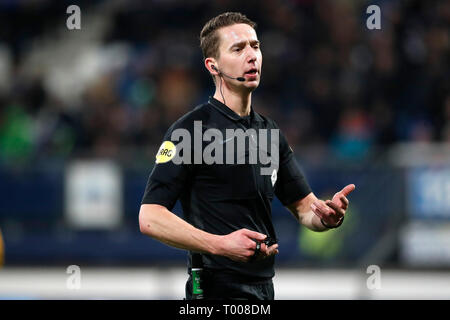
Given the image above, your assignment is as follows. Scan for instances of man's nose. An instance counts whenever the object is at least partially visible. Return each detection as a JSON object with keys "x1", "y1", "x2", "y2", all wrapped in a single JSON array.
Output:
[{"x1": 246, "y1": 46, "x2": 258, "y2": 63}]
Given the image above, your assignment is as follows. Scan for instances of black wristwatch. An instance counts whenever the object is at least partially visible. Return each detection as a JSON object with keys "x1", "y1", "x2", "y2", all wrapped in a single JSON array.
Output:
[{"x1": 321, "y1": 217, "x2": 344, "y2": 229}]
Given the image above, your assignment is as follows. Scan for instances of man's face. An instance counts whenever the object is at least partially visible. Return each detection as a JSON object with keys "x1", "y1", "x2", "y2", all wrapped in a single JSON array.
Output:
[{"x1": 215, "y1": 23, "x2": 262, "y2": 91}]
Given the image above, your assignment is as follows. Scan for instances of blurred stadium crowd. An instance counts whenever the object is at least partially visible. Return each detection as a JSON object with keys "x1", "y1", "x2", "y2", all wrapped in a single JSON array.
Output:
[{"x1": 0, "y1": 0, "x2": 448, "y2": 168}]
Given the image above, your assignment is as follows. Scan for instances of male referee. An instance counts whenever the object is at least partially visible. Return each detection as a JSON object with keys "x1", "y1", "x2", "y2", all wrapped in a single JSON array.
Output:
[{"x1": 139, "y1": 12, "x2": 355, "y2": 300}]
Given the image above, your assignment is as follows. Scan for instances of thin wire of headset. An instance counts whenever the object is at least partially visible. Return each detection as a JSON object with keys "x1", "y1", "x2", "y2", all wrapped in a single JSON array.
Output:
[
  {"x1": 219, "y1": 74, "x2": 226, "y2": 105},
  {"x1": 212, "y1": 65, "x2": 226, "y2": 105}
]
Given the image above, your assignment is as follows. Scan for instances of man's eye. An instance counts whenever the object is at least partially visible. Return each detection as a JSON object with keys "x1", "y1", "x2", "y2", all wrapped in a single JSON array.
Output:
[{"x1": 234, "y1": 48, "x2": 241, "y2": 52}]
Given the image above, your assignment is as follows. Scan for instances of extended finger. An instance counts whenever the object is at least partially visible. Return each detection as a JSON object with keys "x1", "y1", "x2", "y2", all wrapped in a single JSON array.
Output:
[
  {"x1": 340, "y1": 184, "x2": 355, "y2": 197},
  {"x1": 243, "y1": 229, "x2": 267, "y2": 241}
]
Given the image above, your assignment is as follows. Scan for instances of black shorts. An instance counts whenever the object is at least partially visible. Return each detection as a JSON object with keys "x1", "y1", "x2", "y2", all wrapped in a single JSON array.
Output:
[{"x1": 185, "y1": 268, "x2": 274, "y2": 300}]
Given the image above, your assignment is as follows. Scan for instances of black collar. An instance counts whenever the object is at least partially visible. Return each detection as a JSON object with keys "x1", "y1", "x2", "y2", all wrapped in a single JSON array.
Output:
[{"x1": 208, "y1": 97, "x2": 264, "y2": 123}]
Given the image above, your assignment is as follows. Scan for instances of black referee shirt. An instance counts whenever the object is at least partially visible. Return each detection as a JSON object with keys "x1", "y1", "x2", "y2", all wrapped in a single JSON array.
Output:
[{"x1": 141, "y1": 97, "x2": 311, "y2": 278}]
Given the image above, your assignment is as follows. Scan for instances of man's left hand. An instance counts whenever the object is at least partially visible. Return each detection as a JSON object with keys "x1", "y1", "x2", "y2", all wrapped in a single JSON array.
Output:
[{"x1": 310, "y1": 184, "x2": 355, "y2": 228}]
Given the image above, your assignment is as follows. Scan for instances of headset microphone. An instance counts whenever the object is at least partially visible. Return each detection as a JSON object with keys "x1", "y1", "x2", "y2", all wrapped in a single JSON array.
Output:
[{"x1": 212, "y1": 65, "x2": 245, "y2": 82}]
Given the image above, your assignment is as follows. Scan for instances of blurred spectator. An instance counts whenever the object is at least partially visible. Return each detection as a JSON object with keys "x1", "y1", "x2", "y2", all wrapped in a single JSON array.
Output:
[{"x1": 330, "y1": 106, "x2": 375, "y2": 161}]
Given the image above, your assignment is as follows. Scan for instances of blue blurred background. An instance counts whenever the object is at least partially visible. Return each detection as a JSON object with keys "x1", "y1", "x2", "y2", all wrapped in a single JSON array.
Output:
[{"x1": 0, "y1": 0, "x2": 449, "y2": 276}]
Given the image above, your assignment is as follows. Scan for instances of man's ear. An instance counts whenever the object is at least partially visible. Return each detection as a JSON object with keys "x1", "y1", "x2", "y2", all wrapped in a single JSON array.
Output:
[{"x1": 205, "y1": 58, "x2": 218, "y2": 75}]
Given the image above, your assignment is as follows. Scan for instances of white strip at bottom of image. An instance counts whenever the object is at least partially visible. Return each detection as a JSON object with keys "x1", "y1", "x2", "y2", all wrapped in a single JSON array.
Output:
[{"x1": 0, "y1": 267, "x2": 449, "y2": 300}]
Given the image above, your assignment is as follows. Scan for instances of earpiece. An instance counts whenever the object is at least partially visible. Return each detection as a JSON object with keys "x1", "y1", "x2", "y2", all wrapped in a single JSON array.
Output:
[{"x1": 211, "y1": 65, "x2": 245, "y2": 82}]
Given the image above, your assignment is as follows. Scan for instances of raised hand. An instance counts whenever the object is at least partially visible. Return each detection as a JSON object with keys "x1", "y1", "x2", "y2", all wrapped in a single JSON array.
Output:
[{"x1": 310, "y1": 184, "x2": 355, "y2": 228}]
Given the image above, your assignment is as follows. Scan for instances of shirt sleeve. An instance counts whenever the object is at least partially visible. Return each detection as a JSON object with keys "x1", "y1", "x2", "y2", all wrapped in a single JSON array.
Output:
[
  {"x1": 274, "y1": 124, "x2": 312, "y2": 206},
  {"x1": 141, "y1": 122, "x2": 194, "y2": 211}
]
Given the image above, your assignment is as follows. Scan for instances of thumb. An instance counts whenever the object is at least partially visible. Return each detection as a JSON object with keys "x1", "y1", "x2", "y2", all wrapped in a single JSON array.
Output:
[
  {"x1": 242, "y1": 229, "x2": 267, "y2": 241},
  {"x1": 340, "y1": 184, "x2": 356, "y2": 197}
]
